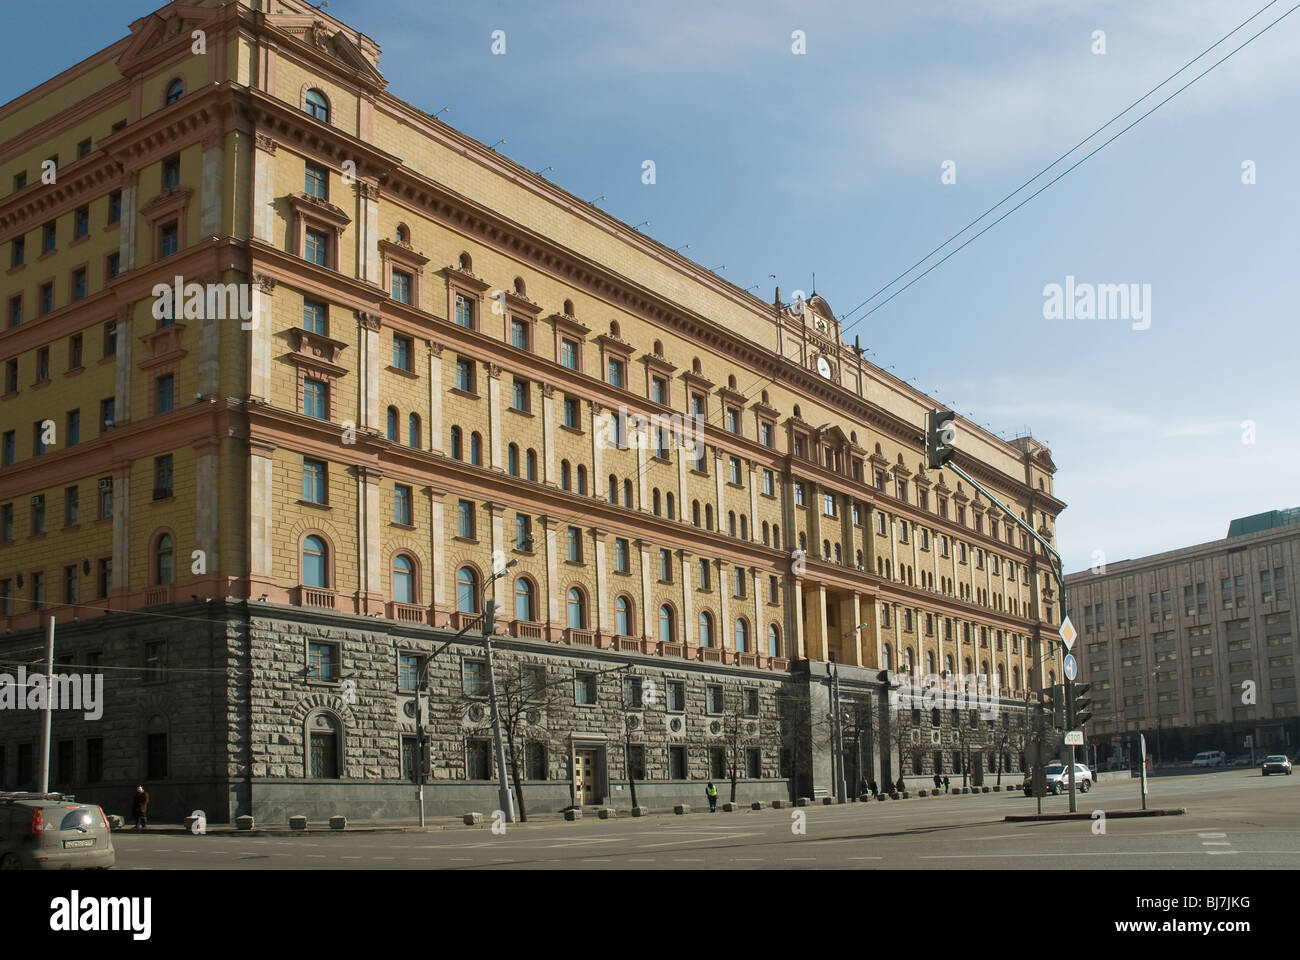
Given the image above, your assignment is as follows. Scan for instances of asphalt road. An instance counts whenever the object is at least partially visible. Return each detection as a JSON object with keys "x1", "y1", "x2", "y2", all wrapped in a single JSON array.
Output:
[{"x1": 108, "y1": 769, "x2": 1299, "y2": 870}]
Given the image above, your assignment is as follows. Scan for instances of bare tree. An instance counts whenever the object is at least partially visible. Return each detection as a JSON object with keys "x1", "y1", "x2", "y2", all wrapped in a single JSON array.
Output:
[
  {"x1": 450, "y1": 655, "x2": 571, "y2": 822},
  {"x1": 774, "y1": 687, "x2": 834, "y2": 800}
]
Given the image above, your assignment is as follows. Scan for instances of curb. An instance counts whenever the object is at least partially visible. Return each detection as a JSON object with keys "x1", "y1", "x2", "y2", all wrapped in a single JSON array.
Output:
[{"x1": 1003, "y1": 808, "x2": 1186, "y2": 822}]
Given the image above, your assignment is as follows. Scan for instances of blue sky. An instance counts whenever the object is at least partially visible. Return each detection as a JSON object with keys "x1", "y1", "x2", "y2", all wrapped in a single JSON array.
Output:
[{"x1": 8, "y1": 0, "x2": 1298, "y2": 572}]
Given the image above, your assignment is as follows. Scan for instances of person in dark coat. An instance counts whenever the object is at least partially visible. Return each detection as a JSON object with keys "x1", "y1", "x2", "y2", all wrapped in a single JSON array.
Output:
[
  {"x1": 933, "y1": 773, "x2": 942, "y2": 791},
  {"x1": 867, "y1": 779, "x2": 878, "y2": 797},
  {"x1": 132, "y1": 786, "x2": 150, "y2": 831},
  {"x1": 859, "y1": 776, "x2": 869, "y2": 799},
  {"x1": 943, "y1": 776, "x2": 950, "y2": 794},
  {"x1": 894, "y1": 776, "x2": 905, "y2": 794}
]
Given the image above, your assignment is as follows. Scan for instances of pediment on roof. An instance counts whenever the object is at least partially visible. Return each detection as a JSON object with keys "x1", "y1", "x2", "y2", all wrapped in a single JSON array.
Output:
[{"x1": 118, "y1": 6, "x2": 219, "y2": 77}]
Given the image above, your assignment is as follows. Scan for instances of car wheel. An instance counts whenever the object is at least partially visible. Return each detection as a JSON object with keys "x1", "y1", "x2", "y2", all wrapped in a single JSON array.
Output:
[
  {"x1": 0, "y1": 853, "x2": 22, "y2": 871},
  {"x1": 1081, "y1": 779, "x2": 1091, "y2": 793}
]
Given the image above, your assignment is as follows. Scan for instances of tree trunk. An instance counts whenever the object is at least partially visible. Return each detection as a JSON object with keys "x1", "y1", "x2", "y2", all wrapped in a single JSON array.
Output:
[
  {"x1": 505, "y1": 728, "x2": 527, "y2": 822},
  {"x1": 625, "y1": 734, "x2": 638, "y2": 809}
]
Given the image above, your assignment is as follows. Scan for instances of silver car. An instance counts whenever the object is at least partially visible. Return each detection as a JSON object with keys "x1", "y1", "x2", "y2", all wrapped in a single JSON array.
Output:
[
  {"x1": 1261, "y1": 755, "x2": 1292, "y2": 776},
  {"x1": 0, "y1": 793, "x2": 115, "y2": 870}
]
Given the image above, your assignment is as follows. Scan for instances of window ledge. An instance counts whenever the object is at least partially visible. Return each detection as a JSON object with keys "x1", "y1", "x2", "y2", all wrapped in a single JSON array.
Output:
[
  {"x1": 65, "y1": 366, "x2": 85, "y2": 377},
  {"x1": 151, "y1": 496, "x2": 175, "y2": 505},
  {"x1": 453, "y1": 536, "x2": 480, "y2": 546},
  {"x1": 559, "y1": 424, "x2": 584, "y2": 436},
  {"x1": 297, "y1": 499, "x2": 331, "y2": 510},
  {"x1": 98, "y1": 355, "x2": 116, "y2": 366},
  {"x1": 508, "y1": 407, "x2": 534, "y2": 418},
  {"x1": 386, "y1": 364, "x2": 419, "y2": 379},
  {"x1": 449, "y1": 388, "x2": 480, "y2": 400},
  {"x1": 390, "y1": 521, "x2": 415, "y2": 530}
]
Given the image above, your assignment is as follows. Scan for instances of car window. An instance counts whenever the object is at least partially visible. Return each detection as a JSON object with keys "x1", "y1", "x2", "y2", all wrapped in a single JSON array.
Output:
[{"x1": 58, "y1": 808, "x2": 96, "y2": 831}]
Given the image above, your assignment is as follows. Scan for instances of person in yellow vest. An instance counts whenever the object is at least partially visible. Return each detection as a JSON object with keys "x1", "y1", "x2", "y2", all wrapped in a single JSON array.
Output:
[{"x1": 706, "y1": 781, "x2": 718, "y2": 812}]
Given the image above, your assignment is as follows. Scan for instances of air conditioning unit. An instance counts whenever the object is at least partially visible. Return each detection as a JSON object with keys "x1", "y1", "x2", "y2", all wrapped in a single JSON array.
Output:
[
  {"x1": 464, "y1": 702, "x2": 488, "y2": 726},
  {"x1": 666, "y1": 714, "x2": 686, "y2": 738},
  {"x1": 707, "y1": 719, "x2": 724, "y2": 738}
]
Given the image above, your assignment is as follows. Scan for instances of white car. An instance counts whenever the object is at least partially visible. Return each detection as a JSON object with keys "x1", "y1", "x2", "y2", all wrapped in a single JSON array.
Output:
[
  {"x1": 1192, "y1": 750, "x2": 1226, "y2": 768},
  {"x1": 1023, "y1": 762, "x2": 1093, "y2": 796}
]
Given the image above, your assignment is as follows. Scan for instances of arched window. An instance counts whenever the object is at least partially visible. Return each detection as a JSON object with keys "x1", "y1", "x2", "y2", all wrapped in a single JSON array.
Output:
[
  {"x1": 767, "y1": 623, "x2": 780, "y2": 657},
  {"x1": 698, "y1": 611, "x2": 713, "y2": 647},
  {"x1": 762, "y1": 521, "x2": 770, "y2": 545},
  {"x1": 734, "y1": 618, "x2": 748, "y2": 652},
  {"x1": 155, "y1": 533, "x2": 174, "y2": 585},
  {"x1": 165, "y1": 78, "x2": 184, "y2": 105},
  {"x1": 459, "y1": 252, "x2": 473, "y2": 272},
  {"x1": 563, "y1": 298, "x2": 574, "y2": 316},
  {"x1": 307, "y1": 711, "x2": 341, "y2": 778},
  {"x1": 507, "y1": 444, "x2": 520, "y2": 476},
  {"x1": 882, "y1": 644, "x2": 891, "y2": 670},
  {"x1": 577, "y1": 465, "x2": 587, "y2": 495},
  {"x1": 652, "y1": 489, "x2": 661, "y2": 515},
  {"x1": 799, "y1": 533, "x2": 808, "y2": 552},
  {"x1": 659, "y1": 604, "x2": 675, "y2": 645},
  {"x1": 623, "y1": 480, "x2": 632, "y2": 508},
  {"x1": 514, "y1": 577, "x2": 534, "y2": 621},
  {"x1": 567, "y1": 587, "x2": 586, "y2": 629},
  {"x1": 1013, "y1": 665, "x2": 1022, "y2": 690},
  {"x1": 396, "y1": 224, "x2": 410, "y2": 244},
  {"x1": 456, "y1": 566, "x2": 478, "y2": 613},
  {"x1": 513, "y1": 276, "x2": 526, "y2": 296},
  {"x1": 834, "y1": 544, "x2": 842, "y2": 564},
  {"x1": 926, "y1": 650, "x2": 935, "y2": 674},
  {"x1": 302, "y1": 535, "x2": 327, "y2": 588},
  {"x1": 904, "y1": 647, "x2": 914, "y2": 672},
  {"x1": 450, "y1": 426, "x2": 463, "y2": 460},
  {"x1": 705, "y1": 505, "x2": 713, "y2": 530},
  {"x1": 304, "y1": 88, "x2": 329, "y2": 122},
  {"x1": 609, "y1": 475, "x2": 618, "y2": 503},
  {"x1": 964, "y1": 657, "x2": 973, "y2": 676},
  {"x1": 616, "y1": 596, "x2": 632, "y2": 637},
  {"x1": 728, "y1": 511, "x2": 736, "y2": 536},
  {"x1": 1047, "y1": 670, "x2": 1055, "y2": 687},
  {"x1": 740, "y1": 515, "x2": 748, "y2": 540},
  {"x1": 561, "y1": 461, "x2": 572, "y2": 491},
  {"x1": 408, "y1": 414, "x2": 420, "y2": 448},
  {"x1": 692, "y1": 501, "x2": 701, "y2": 527},
  {"x1": 526, "y1": 449, "x2": 538, "y2": 481},
  {"x1": 996, "y1": 665, "x2": 1005, "y2": 689},
  {"x1": 387, "y1": 406, "x2": 399, "y2": 442},
  {"x1": 981, "y1": 660, "x2": 989, "y2": 677},
  {"x1": 392, "y1": 554, "x2": 415, "y2": 604},
  {"x1": 470, "y1": 432, "x2": 483, "y2": 466},
  {"x1": 945, "y1": 654, "x2": 954, "y2": 674},
  {"x1": 773, "y1": 525, "x2": 781, "y2": 550},
  {"x1": 666, "y1": 493, "x2": 675, "y2": 520}
]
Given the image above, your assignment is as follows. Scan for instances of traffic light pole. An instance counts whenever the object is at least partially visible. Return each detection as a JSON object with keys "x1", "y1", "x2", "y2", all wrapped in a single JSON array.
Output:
[{"x1": 927, "y1": 426, "x2": 1076, "y2": 812}]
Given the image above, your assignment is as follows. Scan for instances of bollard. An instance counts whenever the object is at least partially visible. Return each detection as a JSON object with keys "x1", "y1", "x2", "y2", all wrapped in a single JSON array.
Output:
[
  {"x1": 751, "y1": 801, "x2": 766, "y2": 810},
  {"x1": 463, "y1": 812, "x2": 484, "y2": 825},
  {"x1": 630, "y1": 806, "x2": 648, "y2": 817},
  {"x1": 288, "y1": 815, "x2": 307, "y2": 831},
  {"x1": 235, "y1": 815, "x2": 254, "y2": 831},
  {"x1": 329, "y1": 816, "x2": 347, "y2": 830},
  {"x1": 597, "y1": 807, "x2": 615, "y2": 819},
  {"x1": 673, "y1": 804, "x2": 690, "y2": 815}
]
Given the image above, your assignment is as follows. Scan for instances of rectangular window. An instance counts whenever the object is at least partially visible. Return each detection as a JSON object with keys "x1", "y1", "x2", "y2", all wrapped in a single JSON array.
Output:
[
  {"x1": 103, "y1": 320, "x2": 117, "y2": 357},
  {"x1": 10, "y1": 237, "x2": 23, "y2": 270},
  {"x1": 457, "y1": 500, "x2": 476, "y2": 539},
  {"x1": 162, "y1": 154, "x2": 181, "y2": 190},
  {"x1": 574, "y1": 672, "x2": 597, "y2": 705},
  {"x1": 392, "y1": 334, "x2": 412, "y2": 371},
  {"x1": 391, "y1": 269, "x2": 412, "y2": 304},
  {"x1": 510, "y1": 318, "x2": 528, "y2": 351},
  {"x1": 68, "y1": 333, "x2": 84, "y2": 371},
  {"x1": 760, "y1": 422, "x2": 773, "y2": 447},
  {"x1": 108, "y1": 190, "x2": 121, "y2": 224},
  {"x1": 155, "y1": 373, "x2": 174, "y2": 413},
  {"x1": 725, "y1": 408, "x2": 739, "y2": 434},
  {"x1": 794, "y1": 483, "x2": 805, "y2": 507},
  {"x1": 4, "y1": 359, "x2": 17, "y2": 394},
  {"x1": 0, "y1": 503, "x2": 10, "y2": 541},
  {"x1": 454, "y1": 294, "x2": 474, "y2": 329},
  {"x1": 512, "y1": 377, "x2": 530, "y2": 412},
  {"x1": 304, "y1": 162, "x2": 328, "y2": 199},
  {"x1": 71, "y1": 268, "x2": 87, "y2": 300},
  {"x1": 614, "y1": 538, "x2": 630, "y2": 573},
  {"x1": 39, "y1": 282, "x2": 53, "y2": 315},
  {"x1": 567, "y1": 526, "x2": 582, "y2": 563},
  {"x1": 100, "y1": 397, "x2": 115, "y2": 432},
  {"x1": 64, "y1": 486, "x2": 79, "y2": 526},
  {"x1": 7, "y1": 295, "x2": 19, "y2": 328},
  {"x1": 303, "y1": 299, "x2": 327, "y2": 334},
  {"x1": 12, "y1": 170, "x2": 26, "y2": 191},
  {"x1": 304, "y1": 227, "x2": 327, "y2": 266},
  {"x1": 623, "y1": 676, "x2": 644, "y2": 709},
  {"x1": 698, "y1": 559, "x2": 711, "y2": 590},
  {"x1": 514, "y1": 513, "x2": 532, "y2": 551},
  {"x1": 153, "y1": 454, "x2": 173, "y2": 500},
  {"x1": 31, "y1": 571, "x2": 45, "y2": 609},
  {"x1": 97, "y1": 477, "x2": 113, "y2": 519},
  {"x1": 1, "y1": 431, "x2": 14, "y2": 466},
  {"x1": 730, "y1": 457, "x2": 742, "y2": 485},
  {"x1": 394, "y1": 484, "x2": 412, "y2": 525},
  {"x1": 62, "y1": 565, "x2": 78, "y2": 605},
  {"x1": 651, "y1": 375, "x2": 667, "y2": 405},
  {"x1": 824, "y1": 493, "x2": 836, "y2": 517},
  {"x1": 706, "y1": 685, "x2": 724, "y2": 714},
  {"x1": 302, "y1": 459, "x2": 326, "y2": 504},
  {"x1": 73, "y1": 205, "x2": 90, "y2": 239},
  {"x1": 667, "y1": 680, "x2": 686, "y2": 712},
  {"x1": 35, "y1": 347, "x2": 50, "y2": 383},
  {"x1": 303, "y1": 378, "x2": 328, "y2": 419},
  {"x1": 435, "y1": 356, "x2": 467, "y2": 396},
  {"x1": 86, "y1": 739, "x2": 103, "y2": 783},
  {"x1": 42, "y1": 220, "x2": 56, "y2": 253},
  {"x1": 762, "y1": 470, "x2": 775, "y2": 496},
  {"x1": 462, "y1": 660, "x2": 488, "y2": 697},
  {"x1": 143, "y1": 640, "x2": 165, "y2": 683},
  {"x1": 33, "y1": 420, "x2": 47, "y2": 456},
  {"x1": 670, "y1": 745, "x2": 688, "y2": 780},
  {"x1": 560, "y1": 338, "x2": 579, "y2": 370},
  {"x1": 307, "y1": 641, "x2": 338, "y2": 682},
  {"x1": 562, "y1": 397, "x2": 579, "y2": 428},
  {"x1": 97, "y1": 559, "x2": 111, "y2": 599},
  {"x1": 659, "y1": 549, "x2": 673, "y2": 582},
  {"x1": 467, "y1": 740, "x2": 493, "y2": 779},
  {"x1": 607, "y1": 357, "x2": 624, "y2": 388}
]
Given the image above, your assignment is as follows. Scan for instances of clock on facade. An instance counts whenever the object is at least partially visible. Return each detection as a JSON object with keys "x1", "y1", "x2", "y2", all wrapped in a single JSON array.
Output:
[
  {"x1": 816, "y1": 355, "x2": 832, "y2": 379},
  {"x1": 813, "y1": 316, "x2": 829, "y2": 334}
]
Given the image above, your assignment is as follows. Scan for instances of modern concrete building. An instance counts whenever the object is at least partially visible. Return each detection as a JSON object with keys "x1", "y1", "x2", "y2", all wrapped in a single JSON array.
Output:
[
  {"x1": 1066, "y1": 508, "x2": 1299, "y2": 766},
  {"x1": 0, "y1": 0, "x2": 1064, "y2": 821}
]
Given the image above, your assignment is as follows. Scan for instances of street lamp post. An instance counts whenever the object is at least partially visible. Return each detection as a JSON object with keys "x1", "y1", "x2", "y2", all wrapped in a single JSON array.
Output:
[{"x1": 481, "y1": 560, "x2": 520, "y2": 824}]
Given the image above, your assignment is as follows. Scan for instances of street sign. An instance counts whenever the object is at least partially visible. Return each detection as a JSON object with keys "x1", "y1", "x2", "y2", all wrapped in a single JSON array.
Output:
[
  {"x1": 1063, "y1": 653, "x2": 1078, "y2": 681},
  {"x1": 1065, "y1": 730, "x2": 1084, "y2": 746},
  {"x1": 1059, "y1": 616, "x2": 1077, "y2": 651}
]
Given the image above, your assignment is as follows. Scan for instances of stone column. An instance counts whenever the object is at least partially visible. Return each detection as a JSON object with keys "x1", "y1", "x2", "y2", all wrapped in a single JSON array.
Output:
[
  {"x1": 113, "y1": 303, "x2": 133, "y2": 427},
  {"x1": 541, "y1": 385, "x2": 557, "y2": 485},
  {"x1": 357, "y1": 182, "x2": 381, "y2": 285},
  {"x1": 752, "y1": 567, "x2": 763, "y2": 654},
  {"x1": 248, "y1": 439, "x2": 276, "y2": 596},
  {"x1": 748, "y1": 461, "x2": 759, "y2": 542},
  {"x1": 713, "y1": 451, "x2": 725, "y2": 532},
  {"x1": 851, "y1": 591, "x2": 864, "y2": 666},
  {"x1": 194, "y1": 437, "x2": 220, "y2": 592},
  {"x1": 791, "y1": 577, "x2": 806, "y2": 660},
  {"x1": 487, "y1": 364, "x2": 503, "y2": 471},
  {"x1": 248, "y1": 276, "x2": 276, "y2": 402},
  {"x1": 199, "y1": 132, "x2": 224, "y2": 239},
  {"x1": 889, "y1": 516, "x2": 899, "y2": 580},
  {"x1": 118, "y1": 170, "x2": 138, "y2": 271},
  {"x1": 593, "y1": 528, "x2": 610, "y2": 636},
  {"x1": 679, "y1": 550, "x2": 694, "y2": 644},
  {"x1": 430, "y1": 487, "x2": 447, "y2": 621},
  {"x1": 110, "y1": 461, "x2": 132, "y2": 597},
  {"x1": 636, "y1": 439, "x2": 648, "y2": 514},
  {"x1": 359, "y1": 313, "x2": 381, "y2": 430},
  {"x1": 637, "y1": 540, "x2": 653, "y2": 641},
  {"x1": 541, "y1": 516, "x2": 560, "y2": 637},
  {"x1": 427, "y1": 341, "x2": 443, "y2": 452},
  {"x1": 591, "y1": 404, "x2": 605, "y2": 487},
  {"x1": 718, "y1": 559, "x2": 731, "y2": 656},
  {"x1": 357, "y1": 465, "x2": 383, "y2": 613},
  {"x1": 252, "y1": 134, "x2": 277, "y2": 243}
]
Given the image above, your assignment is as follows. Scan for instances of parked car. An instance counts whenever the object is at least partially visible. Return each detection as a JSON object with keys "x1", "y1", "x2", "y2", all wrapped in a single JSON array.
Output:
[
  {"x1": 0, "y1": 792, "x2": 115, "y2": 870},
  {"x1": 1261, "y1": 755, "x2": 1292, "y2": 776},
  {"x1": 1191, "y1": 750, "x2": 1226, "y2": 768},
  {"x1": 1022, "y1": 762, "x2": 1093, "y2": 796}
]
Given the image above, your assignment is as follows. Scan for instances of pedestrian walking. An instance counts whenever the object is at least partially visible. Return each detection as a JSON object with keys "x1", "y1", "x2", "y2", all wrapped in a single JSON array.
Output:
[
  {"x1": 705, "y1": 780, "x2": 718, "y2": 812},
  {"x1": 132, "y1": 785, "x2": 150, "y2": 831},
  {"x1": 894, "y1": 776, "x2": 905, "y2": 795},
  {"x1": 859, "y1": 776, "x2": 869, "y2": 799},
  {"x1": 867, "y1": 779, "x2": 878, "y2": 797},
  {"x1": 933, "y1": 773, "x2": 942, "y2": 791},
  {"x1": 943, "y1": 776, "x2": 950, "y2": 794}
]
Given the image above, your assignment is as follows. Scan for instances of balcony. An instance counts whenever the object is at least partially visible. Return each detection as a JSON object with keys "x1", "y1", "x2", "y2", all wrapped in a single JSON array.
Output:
[
  {"x1": 144, "y1": 584, "x2": 173, "y2": 606},
  {"x1": 449, "y1": 611, "x2": 484, "y2": 632},
  {"x1": 565, "y1": 628, "x2": 597, "y2": 647},
  {"x1": 297, "y1": 585, "x2": 336, "y2": 610},
  {"x1": 699, "y1": 647, "x2": 723, "y2": 663},
  {"x1": 660, "y1": 642, "x2": 684, "y2": 659},
  {"x1": 511, "y1": 620, "x2": 544, "y2": 640},
  {"x1": 737, "y1": 652, "x2": 758, "y2": 667},
  {"x1": 614, "y1": 635, "x2": 640, "y2": 653},
  {"x1": 387, "y1": 601, "x2": 426, "y2": 624}
]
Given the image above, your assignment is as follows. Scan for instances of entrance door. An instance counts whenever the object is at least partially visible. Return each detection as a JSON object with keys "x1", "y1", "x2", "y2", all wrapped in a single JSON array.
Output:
[{"x1": 574, "y1": 749, "x2": 598, "y2": 805}]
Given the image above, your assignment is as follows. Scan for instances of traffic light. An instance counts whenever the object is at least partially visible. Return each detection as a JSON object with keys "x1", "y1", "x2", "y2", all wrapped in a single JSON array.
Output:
[
  {"x1": 1047, "y1": 684, "x2": 1065, "y2": 727},
  {"x1": 1071, "y1": 682, "x2": 1093, "y2": 728},
  {"x1": 925, "y1": 408, "x2": 957, "y2": 469}
]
